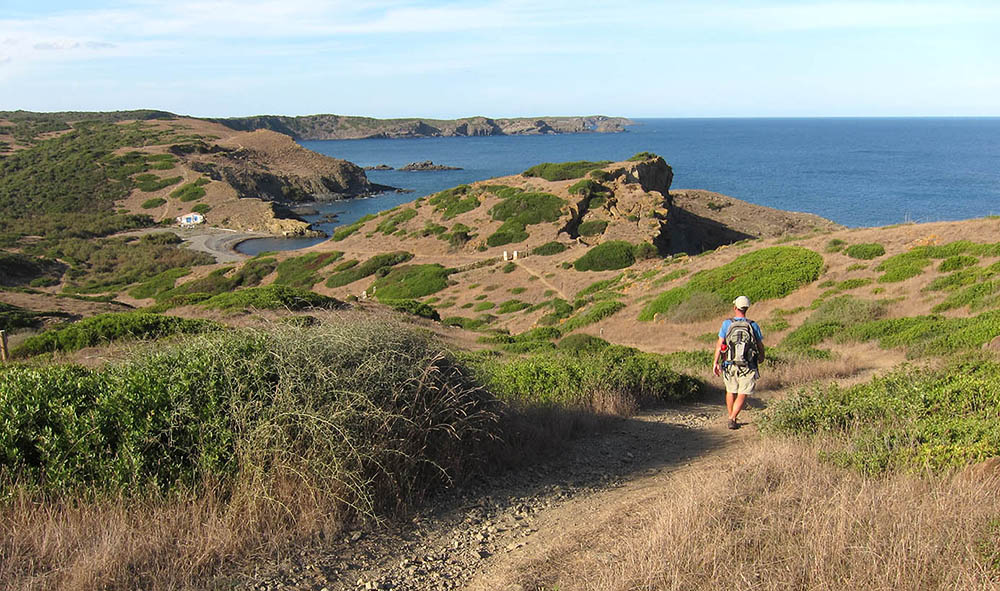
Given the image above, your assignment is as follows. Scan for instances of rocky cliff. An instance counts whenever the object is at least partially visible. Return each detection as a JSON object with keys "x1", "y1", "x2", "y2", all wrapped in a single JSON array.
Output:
[{"x1": 211, "y1": 114, "x2": 634, "y2": 140}]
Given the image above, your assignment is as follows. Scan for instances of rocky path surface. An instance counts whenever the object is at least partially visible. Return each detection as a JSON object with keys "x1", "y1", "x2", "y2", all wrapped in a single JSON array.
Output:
[{"x1": 244, "y1": 395, "x2": 755, "y2": 591}]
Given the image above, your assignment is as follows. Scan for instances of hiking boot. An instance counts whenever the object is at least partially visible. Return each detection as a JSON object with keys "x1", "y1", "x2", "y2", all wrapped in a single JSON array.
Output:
[{"x1": 728, "y1": 418, "x2": 738, "y2": 430}]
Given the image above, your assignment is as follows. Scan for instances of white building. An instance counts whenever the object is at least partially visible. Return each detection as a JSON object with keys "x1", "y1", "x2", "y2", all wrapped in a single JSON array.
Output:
[{"x1": 176, "y1": 212, "x2": 204, "y2": 226}]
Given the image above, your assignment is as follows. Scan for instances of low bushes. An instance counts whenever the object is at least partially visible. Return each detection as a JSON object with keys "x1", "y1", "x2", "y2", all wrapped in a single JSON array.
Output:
[
  {"x1": 781, "y1": 296, "x2": 887, "y2": 352},
  {"x1": 762, "y1": 357, "x2": 1000, "y2": 473},
  {"x1": 273, "y1": 251, "x2": 343, "y2": 288},
  {"x1": 372, "y1": 264, "x2": 452, "y2": 300},
  {"x1": 845, "y1": 243, "x2": 885, "y2": 260},
  {"x1": 170, "y1": 182, "x2": 206, "y2": 202},
  {"x1": 573, "y1": 241, "x2": 636, "y2": 271},
  {"x1": 382, "y1": 298, "x2": 440, "y2": 321},
  {"x1": 561, "y1": 300, "x2": 626, "y2": 332},
  {"x1": 428, "y1": 185, "x2": 479, "y2": 219},
  {"x1": 1, "y1": 321, "x2": 498, "y2": 505},
  {"x1": 640, "y1": 246, "x2": 823, "y2": 321},
  {"x1": 331, "y1": 214, "x2": 377, "y2": 241},
  {"x1": 199, "y1": 284, "x2": 343, "y2": 312},
  {"x1": 470, "y1": 345, "x2": 699, "y2": 407},
  {"x1": 13, "y1": 312, "x2": 218, "y2": 356},
  {"x1": 325, "y1": 251, "x2": 412, "y2": 288},
  {"x1": 141, "y1": 198, "x2": 166, "y2": 209},
  {"x1": 522, "y1": 160, "x2": 611, "y2": 182},
  {"x1": 486, "y1": 190, "x2": 565, "y2": 247},
  {"x1": 376, "y1": 208, "x2": 417, "y2": 234},
  {"x1": 577, "y1": 220, "x2": 609, "y2": 236},
  {"x1": 532, "y1": 241, "x2": 567, "y2": 256}
]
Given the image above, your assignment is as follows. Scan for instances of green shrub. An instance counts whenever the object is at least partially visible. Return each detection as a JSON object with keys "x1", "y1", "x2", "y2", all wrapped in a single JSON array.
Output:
[
  {"x1": 191, "y1": 203, "x2": 211, "y2": 215},
  {"x1": 441, "y1": 316, "x2": 490, "y2": 331},
  {"x1": 562, "y1": 300, "x2": 626, "y2": 332},
  {"x1": 509, "y1": 287, "x2": 526, "y2": 294},
  {"x1": 471, "y1": 346, "x2": 699, "y2": 406},
  {"x1": 170, "y1": 182, "x2": 206, "y2": 202},
  {"x1": 627, "y1": 151, "x2": 659, "y2": 161},
  {"x1": 372, "y1": 264, "x2": 451, "y2": 300},
  {"x1": 0, "y1": 302, "x2": 68, "y2": 332},
  {"x1": 824, "y1": 239, "x2": 846, "y2": 253},
  {"x1": 532, "y1": 241, "x2": 567, "y2": 256},
  {"x1": 557, "y1": 333, "x2": 610, "y2": 353},
  {"x1": 781, "y1": 295, "x2": 887, "y2": 351},
  {"x1": 382, "y1": 298, "x2": 440, "y2": 321},
  {"x1": 522, "y1": 160, "x2": 611, "y2": 182},
  {"x1": 135, "y1": 174, "x2": 182, "y2": 192},
  {"x1": 13, "y1": 312, "x2": 217, "y2": 356},
  {"x1": 932, "y1": 279, "x2": 1000, "y2": 312},
  {"x1": 325, "y1": 251, "x2": 413, "y2": 288},
  {"x1": 837, "y1": 278, "x2": 873, "y2": 290},
  {"x1": 496, "y1": 299, "x2": 530, "y2": 314},
  {"x1": 473, "y1": 301, "x2": 495, "y2": 312},
  {"x1": 939, "y1": 255, "x2": 978, "y2": 272},
  {"x1": 577, "y1": 220, "x2": 608, "y2": 236},
  {"x1": 577, "y1": 275, "x2": 622, "y2": 298},
  {"x1": 140, "y1": 197, "x2": 166, "y2": 209},
  {"x1": 640, "y1": 246, "x2": 823, "y2": 321},
  {"x1": 845, "y1": 243, "x2": 885, "y2": 260},
  {"x1": 840, "y1": 308, "x2": 1000, "y2": 357},
  {"x1": 573, "y1": 241, "x2": 636, "y2": 272},
  {"x1": 428, "y1": 185, "x2": 479, "y2": 219},
  {"x1": 274, "y1": 251, "x2": 343, "y2": 288},
  {"x1": 376, "y1": 208, "x2": 418, "y2": 234},
  {"x1": 567, "y1": 179, "x2": 609, "y2": 196},
  {"x1": 664, "y1": 291, "x2": 728, "y2": 323},
  {"x1": 199, "y1": 284, "x2": 342, "y2": 312},
  {"x1": 331, "y1": 214, "x2": 377, "y2": 241},
  {"x1": 486, "y1": 191, "x2": 565, "y2": 247},
  {"x1": 762, "y1": 358, "x2": 1000, "y2": 474},
  {"x1": 128, "y1": 267, "x2": 191, "y2": 299},
  {"x1": 1, "y1": 321, "x2": 498, "y2": 511},
  {"x1": 502, "y1": 262, "x2": 517, "y2": 273}
]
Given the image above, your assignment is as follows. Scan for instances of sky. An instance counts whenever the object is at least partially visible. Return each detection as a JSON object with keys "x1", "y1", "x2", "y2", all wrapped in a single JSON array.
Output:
[{"x1": 1, "y1": 0, "x2": 998, "y2": 118}]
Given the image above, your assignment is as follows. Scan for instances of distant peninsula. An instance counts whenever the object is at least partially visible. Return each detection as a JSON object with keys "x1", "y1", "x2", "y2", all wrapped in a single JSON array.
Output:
[{"x1": 209, "y1": 114, "x2": 634, "y2": 140}]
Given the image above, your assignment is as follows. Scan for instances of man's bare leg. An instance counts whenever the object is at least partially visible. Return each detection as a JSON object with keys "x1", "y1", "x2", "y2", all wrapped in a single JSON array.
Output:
[
  {"x1": 730, "y1": 393, "x2": 747, "y2": 420},
  {"x1": 726, "y1": 391, "x2": 735, "y2": 416}
]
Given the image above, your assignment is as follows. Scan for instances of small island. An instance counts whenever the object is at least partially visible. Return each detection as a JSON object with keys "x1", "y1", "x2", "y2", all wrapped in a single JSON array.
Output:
[{"x1": 399, "y1": 160, "x2": 463, "y2": 171}]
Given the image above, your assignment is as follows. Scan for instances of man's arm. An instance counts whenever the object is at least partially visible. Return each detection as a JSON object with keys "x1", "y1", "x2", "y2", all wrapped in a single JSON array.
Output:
[{"x1": 713, "y1": 337, "x2": 724, "y2": 376}]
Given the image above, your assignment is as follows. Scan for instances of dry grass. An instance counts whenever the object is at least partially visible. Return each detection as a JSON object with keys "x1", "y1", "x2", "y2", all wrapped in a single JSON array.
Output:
[
  {"x1": 537, "y1": 439, "x2": 1000, "y2": 591},
  {"x1": 0, "y1": 477, "x2": 346, "y2": 590}
]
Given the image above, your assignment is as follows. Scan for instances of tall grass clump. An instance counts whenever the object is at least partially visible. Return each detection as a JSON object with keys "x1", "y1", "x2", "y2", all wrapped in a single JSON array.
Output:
[
  {"x1": 640, "y1": 246, "x2": 823, "y2": 321},
  {"x1": 762, "y1": 356, "x2": 1000, "y2": 473},
  {"x1": 781, "y1": 295, "x2": 887, "y2": 352},
  {"x1": 0, "y1": 320, "x2": 499, "y2": 589},
  {"x1": 13, "y1": 312, "x2": 218, "y2": 356}
]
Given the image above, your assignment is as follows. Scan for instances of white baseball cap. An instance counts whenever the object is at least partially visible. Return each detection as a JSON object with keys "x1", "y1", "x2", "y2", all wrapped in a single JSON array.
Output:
[{"x1": 732, "y1": 295, "x2": 751, "y2": 310}]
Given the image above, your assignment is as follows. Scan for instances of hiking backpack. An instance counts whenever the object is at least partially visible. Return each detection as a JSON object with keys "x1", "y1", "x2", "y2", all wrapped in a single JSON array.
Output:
[{"x1": 724, "y1": 318, "x2": 759, "y2": 368}]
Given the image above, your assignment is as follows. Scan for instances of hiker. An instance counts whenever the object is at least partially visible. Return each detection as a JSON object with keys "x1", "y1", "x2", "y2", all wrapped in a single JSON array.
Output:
[{"x1": 712, "y1": 295, "x2": 764, "y2": 430}]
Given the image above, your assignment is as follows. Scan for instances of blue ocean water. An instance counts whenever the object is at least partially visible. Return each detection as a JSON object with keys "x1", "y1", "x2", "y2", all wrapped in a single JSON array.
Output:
[{"x1": 237, "y1": 118, "x2": 1000, "y2": 254}]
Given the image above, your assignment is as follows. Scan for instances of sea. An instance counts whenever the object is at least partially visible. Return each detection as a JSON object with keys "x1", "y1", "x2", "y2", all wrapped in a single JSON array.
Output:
[{"x1": 236, "y1": 118, "x2": 1000, "y2": 255}]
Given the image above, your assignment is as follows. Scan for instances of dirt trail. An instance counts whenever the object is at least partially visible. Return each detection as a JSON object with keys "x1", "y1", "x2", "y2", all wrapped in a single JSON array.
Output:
[
  {"x1": 244, "y1": 386, "x2": 759, "y2": 591},
  {"x1": 514, "y1": 260, "x2": 569, "y2": 301}
]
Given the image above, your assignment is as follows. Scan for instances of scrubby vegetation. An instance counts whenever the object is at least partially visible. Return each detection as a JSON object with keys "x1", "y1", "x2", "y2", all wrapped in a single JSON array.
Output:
[
  {"x1": 764, "y1": 357, "x2": 1000, "y2": 473},
  {"x1": 577, "y1": 220, "x2": 609, "y2": 236},
  {"x1": 128, "y1": 267, "x2": 192, "y2": 299},
  {"x1": 325, "y1": 251, "x2": 413, "y2": 288},
  {"x1": 640, "y1": 247, "x2": 823, "y2": 321},
  {"x1": 0, "y1": 251, "x2": 65, "y2": 287},
  {"x1": 573, "y1": 241, "x2": 637, "y2": 271},
  {"x1": 372, "y1": 264, "x2": 452, "y2": 300},
  {"x1": 273, "y1": 251, "x2": 343, "y2": 288},
  {"x1": 531, "y1": 241, "x2": 567, "y2": 256},
  {"x1": 331, "y1": 214, "x2": 377, "y2": 241},
  {"x1": 470, "y1": 345, "x2": 698, "y2": 407},
  {"x1": 427, "y1": 185, "x2": 479, "y2": 219},
  {"x1": 522, "y1": 160, "x2": 612, "y2": 182},
  {"x1": 171, "y1": 182, "x2": 206, "y2": 202},
  {"x1": 376, "y1": 208, "x2": 418, "y2": 234},
  {"x1": 199, "y1": 284, "x2": 343, "y2": 312},
  {"x1": 845, "y1": 243, "x2": 885, "y2": 260},
  {"x1": 486, "y1": 188, "x2": 565, "y2": 247},
  {"x1": 876, "y1": 240, "x2": 1000, "y2": 283},
  {"x1": 13, "y1": 312, "x2": 217, "y2": 356},
  {"x1": 25, "y1": 232, "x2": 214, "y2": 294},
  {"x1": 140, "y1": 197, "x2": 167, "y2": 209},
  {"x1": 0, "y1": 302, "x2": 68, "y2": 332},
  {"x1": 561, "y1": 300, "x2": 627, "y2": 332}
]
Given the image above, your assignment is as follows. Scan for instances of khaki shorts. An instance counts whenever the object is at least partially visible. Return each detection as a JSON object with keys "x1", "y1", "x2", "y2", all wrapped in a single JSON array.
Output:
[{"x1": 723, "y1": 365, "x2": 759, "y2": 395}]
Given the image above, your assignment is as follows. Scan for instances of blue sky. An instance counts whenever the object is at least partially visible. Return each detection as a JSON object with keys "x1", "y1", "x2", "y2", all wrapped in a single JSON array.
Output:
[{"x1": 1, "y1": 1, "x2": 997, "y2": 118}]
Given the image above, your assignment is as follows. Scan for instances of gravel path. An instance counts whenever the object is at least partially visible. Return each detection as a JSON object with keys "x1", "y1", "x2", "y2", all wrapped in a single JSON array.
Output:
[{"x1": 242, "y1": 395, "x2": 754, "y2": 591}]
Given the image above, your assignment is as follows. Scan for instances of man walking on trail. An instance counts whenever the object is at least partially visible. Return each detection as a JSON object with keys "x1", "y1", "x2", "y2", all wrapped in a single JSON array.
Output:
[{"x1": 713, "y1": 295, "x2": 764, "y2": 430}]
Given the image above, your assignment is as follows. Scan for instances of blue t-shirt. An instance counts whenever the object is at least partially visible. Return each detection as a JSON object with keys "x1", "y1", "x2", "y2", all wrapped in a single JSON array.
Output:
[{"x1": 718, "y1": 318, "x2": 764, "y2": 342}]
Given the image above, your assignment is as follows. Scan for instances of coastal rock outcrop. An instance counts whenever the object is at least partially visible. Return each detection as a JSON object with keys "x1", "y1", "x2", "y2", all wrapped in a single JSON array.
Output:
[{"x1": 399, "y1": 161, "x2": 463, "y2": 171}]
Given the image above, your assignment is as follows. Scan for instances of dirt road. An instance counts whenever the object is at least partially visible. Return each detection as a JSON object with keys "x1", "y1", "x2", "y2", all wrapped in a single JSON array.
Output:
[{"x1": 243, "y1": 385, "x2": 755, "y2": 591}]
